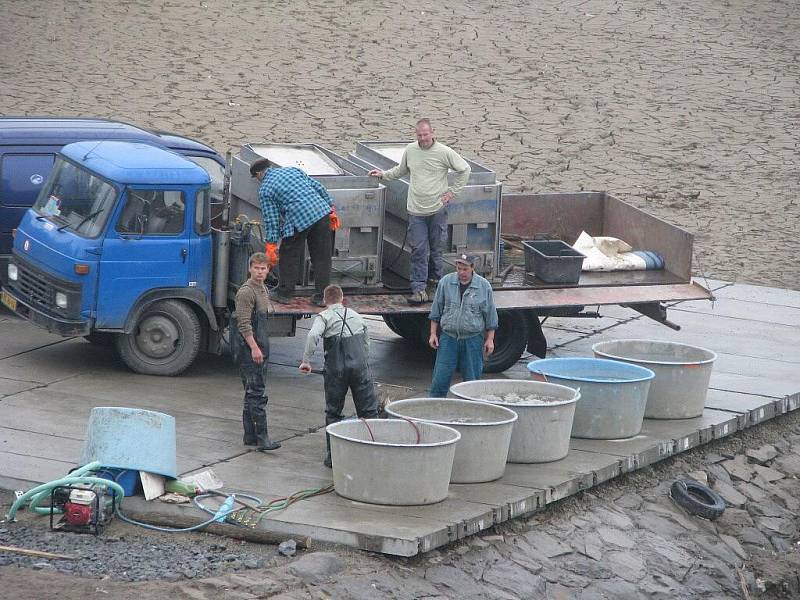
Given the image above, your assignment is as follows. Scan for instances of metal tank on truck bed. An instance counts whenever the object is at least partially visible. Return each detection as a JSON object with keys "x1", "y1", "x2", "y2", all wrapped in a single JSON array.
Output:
[
  {"x1": 347, "y1": 141, "x2": 502, "y2": 281},
  {"x1": 229, "y1": 143, "x2": 386, "y2": 290}
]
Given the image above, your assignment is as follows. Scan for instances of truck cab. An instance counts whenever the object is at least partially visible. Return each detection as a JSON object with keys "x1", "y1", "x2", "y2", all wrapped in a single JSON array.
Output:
[
  {"x1": 0, "y1": 118, "x2": 225, "y2": 283},
  {"x1": 2, "y1": 140, "x2": 217, "y2": 375}
]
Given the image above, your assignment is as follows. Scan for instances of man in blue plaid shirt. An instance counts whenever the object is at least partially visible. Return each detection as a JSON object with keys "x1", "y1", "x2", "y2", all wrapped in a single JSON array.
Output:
[{"x1": 250, "y1": 158, "x2": 334, "y2": 306}]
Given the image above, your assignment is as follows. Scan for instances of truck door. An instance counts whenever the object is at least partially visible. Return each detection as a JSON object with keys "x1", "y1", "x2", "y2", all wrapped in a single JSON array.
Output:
[{"x1": 96, "y1": 188, "x2": 190, "y2": 328}]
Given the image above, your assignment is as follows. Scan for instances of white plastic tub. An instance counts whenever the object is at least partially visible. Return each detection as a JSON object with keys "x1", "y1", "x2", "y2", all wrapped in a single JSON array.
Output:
[
  {"x1": 449, "y1": 379, "x2": 579, "y2": 463},
  {"x1": 385, "y1": 398, "x2": 517, "y2": 483},
  {"x1": 326, "y1": 419, "x2": 460, "y2": 505},
  {"x1": 592, "y1": 339, "x2": 717, "y2": 419}
]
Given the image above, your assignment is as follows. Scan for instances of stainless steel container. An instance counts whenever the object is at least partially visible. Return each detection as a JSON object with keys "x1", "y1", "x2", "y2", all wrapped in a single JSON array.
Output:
[{"x1": 229, "y1": 143, "x2": 386, "y2": 288}]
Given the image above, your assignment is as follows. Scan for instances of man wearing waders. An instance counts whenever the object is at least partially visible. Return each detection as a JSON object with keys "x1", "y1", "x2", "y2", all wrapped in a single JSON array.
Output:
[
  {"x1": 233, "y1": 252, "x2": 281, "y2": 451},
  {"x1": 299, "y1": 285, "x2": 378, "y2": 467}
]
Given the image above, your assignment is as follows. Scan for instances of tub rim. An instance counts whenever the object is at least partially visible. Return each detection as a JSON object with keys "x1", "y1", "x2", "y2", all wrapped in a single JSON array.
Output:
[
  {"x1": 385, "y1": 397, "x2": 519, "y2": 427},
  {"x1": 326, "y1": 418, "x2": 461, "y2": 448},
  {"x1": 591, "y1": 338, "x2": 718, "y2": 366},
  {"x1": 526, "y1": 357, "x2": 656, "y2": 384},
  {"x1": 450, "y1": 379, "x2": 581, "y2": 407}
]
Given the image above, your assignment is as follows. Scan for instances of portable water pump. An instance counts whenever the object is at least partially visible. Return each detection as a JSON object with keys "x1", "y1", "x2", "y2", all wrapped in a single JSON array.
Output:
[{"x1": 49, "y1": 483, "x2": 116, "y2": 534}]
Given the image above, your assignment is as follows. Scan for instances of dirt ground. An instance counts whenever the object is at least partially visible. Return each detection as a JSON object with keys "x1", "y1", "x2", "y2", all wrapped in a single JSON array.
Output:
[{"x1": 0, "y1": 0, "x2": 798, "y2": 288}]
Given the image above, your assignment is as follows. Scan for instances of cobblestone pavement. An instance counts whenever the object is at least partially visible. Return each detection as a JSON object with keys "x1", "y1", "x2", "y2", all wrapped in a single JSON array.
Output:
[{"x1": 1, "y1": 0, "x2": 798, "y2": 288}]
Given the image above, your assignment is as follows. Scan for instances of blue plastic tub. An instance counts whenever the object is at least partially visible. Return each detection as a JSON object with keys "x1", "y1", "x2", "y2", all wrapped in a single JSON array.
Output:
[
  {"x1": 79, "y1": 407, "x2": 177, "y2": 478},
  {"x1": 527, "y1": 357, "x2": 655, "y2": 439},
  {"x1": 95, "y1": 468, "x2": 140, "y2": 497}
]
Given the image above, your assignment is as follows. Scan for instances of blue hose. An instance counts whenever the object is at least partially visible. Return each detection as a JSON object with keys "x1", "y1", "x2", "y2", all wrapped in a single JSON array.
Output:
[{"x1": 114, "y1": 494, "x2": 238, "y2": 532}]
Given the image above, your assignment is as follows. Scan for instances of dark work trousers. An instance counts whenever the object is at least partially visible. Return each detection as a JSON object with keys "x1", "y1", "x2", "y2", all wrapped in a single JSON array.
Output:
[
  {"x1": 277, "y1": 214, "x2": 332, "y2": 297},
  {"x1": 407, "y1": 208, "x2": 447, "y2": 293},
  {"x1": 238, "y1": 312, "x2": 271, "y2": 446},
  {"x1": 323, "y1": 323, "x2": 378, "y2": 429}
]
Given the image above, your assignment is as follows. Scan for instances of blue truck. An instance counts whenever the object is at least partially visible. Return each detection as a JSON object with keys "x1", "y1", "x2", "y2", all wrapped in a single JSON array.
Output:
[
  {"x1": 0, "y1": 118, "x2": 226, "y2": 283},
  {"x1": 1, "y1": 140, "x2": 712, "y2": 376}
]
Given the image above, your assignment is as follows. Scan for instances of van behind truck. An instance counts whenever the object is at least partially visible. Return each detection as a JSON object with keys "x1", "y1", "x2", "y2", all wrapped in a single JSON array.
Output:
[{"x1": 0, "y1": 117, "x2": 225, "y2": 282}]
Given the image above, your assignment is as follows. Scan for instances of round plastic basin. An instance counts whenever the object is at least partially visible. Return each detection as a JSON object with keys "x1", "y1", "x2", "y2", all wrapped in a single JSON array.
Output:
[
  {"x1": 327, "y1": 418, "x2": 460, "y2": 505},
  {"x1": 527, "y1": 358, "x2": 654, "y2": 439},
  {"x1": 592, "y1": 339, "x2": 716, "y2": 419},
  {"x1": 449, "y1": 379, "x2": 579, "y2": 463},
  {"x1": 385, "y1": 398, "x2": 517, "y2": 482}
]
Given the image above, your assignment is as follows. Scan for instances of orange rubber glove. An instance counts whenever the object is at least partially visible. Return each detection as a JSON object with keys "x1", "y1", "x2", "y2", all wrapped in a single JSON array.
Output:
[
  {"x1": 265, "y1": 242, "x2": 279, "y2": 266},
  {"x1": 329, "y1": 206, "x2": 341, "y2": 231}
]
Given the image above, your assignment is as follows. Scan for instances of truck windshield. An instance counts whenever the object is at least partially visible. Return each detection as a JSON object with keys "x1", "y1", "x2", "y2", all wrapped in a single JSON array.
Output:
[{"x1": 32, "y1": 158, "x2": 117, "y2": 238}]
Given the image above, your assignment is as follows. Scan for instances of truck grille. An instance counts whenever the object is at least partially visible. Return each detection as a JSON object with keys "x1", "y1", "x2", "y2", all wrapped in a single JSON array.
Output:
[
  {"x1": 7, "y1": 255, "x2": 82, "y2": 319},
  {"x1": 16, "y1": 265, "x2": 52, "y2": 309}
]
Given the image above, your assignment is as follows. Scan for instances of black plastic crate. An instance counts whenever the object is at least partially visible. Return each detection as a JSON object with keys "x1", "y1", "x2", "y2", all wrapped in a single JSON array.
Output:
[{"x1": 522, "y1": 240, "x2": 585, "y2": 284}]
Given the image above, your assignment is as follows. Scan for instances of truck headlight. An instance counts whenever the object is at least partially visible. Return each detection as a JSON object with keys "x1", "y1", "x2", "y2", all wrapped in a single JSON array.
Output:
[
  {"x1": 7, "y1": 264, "x2": 18, "y2": 281},
  {"x1": 55, "y1": 292, "x2": 68, "y2": 309}
]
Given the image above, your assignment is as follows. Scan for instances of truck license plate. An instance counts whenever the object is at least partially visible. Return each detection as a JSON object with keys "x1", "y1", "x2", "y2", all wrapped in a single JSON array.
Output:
[{"x1": 1, "y1": 291, "x2": 17, "y2": 312}]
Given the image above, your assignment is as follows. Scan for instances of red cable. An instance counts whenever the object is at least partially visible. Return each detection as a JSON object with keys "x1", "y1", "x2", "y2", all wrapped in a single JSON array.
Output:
[{"x1": 360, "y1": 417, "x2": 375, "y2": 441}]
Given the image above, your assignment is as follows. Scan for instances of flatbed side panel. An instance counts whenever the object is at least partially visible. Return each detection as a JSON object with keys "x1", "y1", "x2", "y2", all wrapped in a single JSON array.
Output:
[
  {"x1": 501, "y1": 192, "x2": 605, "y2": 241},
  {"x1": 604, "y1": 195, "x2": 694, "y2": 281},
  {"x1": 500, "y1": 192, "x2": 695, "y2": 283},
  {"x1": 270, "y1": 282, "x2": 713, "y2": 316}
]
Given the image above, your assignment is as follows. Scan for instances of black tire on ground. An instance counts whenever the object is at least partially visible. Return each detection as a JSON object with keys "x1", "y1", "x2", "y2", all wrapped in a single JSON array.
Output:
[
  {"x1": 84, "y1": 332, "x2": 117, "y2": 346},
  {"x1": 385, "y1": 313, "x2": 429, "y2": 346},
  {"x1": 483, "y1": 309, "x2": 529, "y2": 373},
  {"x1": 670, "y1": 479, "x2": 726, "y2": 520},
  {"x1": 115, "y1": 299, "x2": 202, "y2": 376},
  {"x1": 382, "y1": 315, "x2": 405, "y2": 337}
]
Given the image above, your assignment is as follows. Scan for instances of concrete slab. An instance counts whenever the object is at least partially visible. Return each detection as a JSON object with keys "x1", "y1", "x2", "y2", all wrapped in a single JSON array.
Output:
[
  {"x1": 0, "y1": 377, "x2": 41, "y2": 398},
  {"x1": 448, "y1": 482, "x2": 546, "y2": 521},
  {"x1": 0, "y1": 451, "x2": 75, "y2": 490},
  {"x1": 500, "y1": 450, "x2": 623, "y2": 504},
  {"x1": 569, "y1": 432, "x2": 675, "y2": 472},
  {"x1": 1, "y1": 280, "x2": 799, "y2": 557},
  {"x1": 709, "y1": 282, "x2": 800, "y2": 308},
  {"x1": 672, "y1": 298, "x2": 800, "y2": 327},
  {"x1": 704, "y1": 389, "x2": 779, "y2": 427}
]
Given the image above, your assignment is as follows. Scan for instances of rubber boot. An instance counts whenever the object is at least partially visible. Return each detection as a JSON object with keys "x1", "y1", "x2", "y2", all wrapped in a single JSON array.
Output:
[
  {"x1": 323, "y1": 431, "x2": 332, "y2": 468},
  {"x1": 323, "y1": 415, "x2": 341, "y2": 468},
  {"x1": 254, "y1": 413, "x2": 281, "y2": 451},
  {"x1": 242, "y1": 408, "x2": 257, "y2": 446}
]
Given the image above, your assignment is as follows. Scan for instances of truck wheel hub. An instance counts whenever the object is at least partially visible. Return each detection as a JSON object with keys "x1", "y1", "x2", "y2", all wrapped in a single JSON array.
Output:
[{"x1": 136, "y1": 315, "x2": 179, "y2": 358}]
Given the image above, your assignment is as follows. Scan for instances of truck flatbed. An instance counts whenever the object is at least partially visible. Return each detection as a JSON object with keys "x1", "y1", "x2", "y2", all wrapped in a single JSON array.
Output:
[{"x1": 270, "y1": 281, "x2": 711, "y2": 316}]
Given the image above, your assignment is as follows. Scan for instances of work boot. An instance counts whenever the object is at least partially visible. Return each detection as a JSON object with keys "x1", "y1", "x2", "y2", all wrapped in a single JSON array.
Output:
[
  {"x1": 243, "y1": 410, "x2": 257, "y2": 446},
  {"x1": 254, "y1": 414, "x2": 281, "y2": 451},
  {"x1": 323, "y1": 430, "x2": 333, "y2": 468},
  {"x1": 406, "y1": 290, "x2": 429, "y2": 305}
]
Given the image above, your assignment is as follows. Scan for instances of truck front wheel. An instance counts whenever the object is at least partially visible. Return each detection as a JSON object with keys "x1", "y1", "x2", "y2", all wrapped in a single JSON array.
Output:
[{"x1": 116, "y1": 299, "x2": 202, "y2": 376}]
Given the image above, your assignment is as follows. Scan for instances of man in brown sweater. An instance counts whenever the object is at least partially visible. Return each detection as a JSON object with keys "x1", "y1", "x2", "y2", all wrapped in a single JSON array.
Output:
[{"x1": 233, "y1": 252, "x2": 281, "y2": 451}]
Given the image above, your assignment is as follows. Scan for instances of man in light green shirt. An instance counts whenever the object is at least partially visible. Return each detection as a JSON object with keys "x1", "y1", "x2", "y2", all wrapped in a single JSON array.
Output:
[{"x1": 369, "y1": 119, "x2": 471, "y2": 304}]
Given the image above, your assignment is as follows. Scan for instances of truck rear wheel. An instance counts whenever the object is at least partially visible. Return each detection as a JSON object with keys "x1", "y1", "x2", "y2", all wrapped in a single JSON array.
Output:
[
  {"x1": 483, "y1": 310, "x2": 528, "y2": 373},
  {"x1": 115, "y1": 299, "x2": 202, "y2": 376},
  {"x1": 383, "y1": 314, "x2": 429, "y2": 345}
]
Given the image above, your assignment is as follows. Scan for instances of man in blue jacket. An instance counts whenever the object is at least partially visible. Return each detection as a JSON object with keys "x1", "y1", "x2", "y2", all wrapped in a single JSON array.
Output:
[{"x1": 427, "y1": 253, "x2": 498, "y2": 397}]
